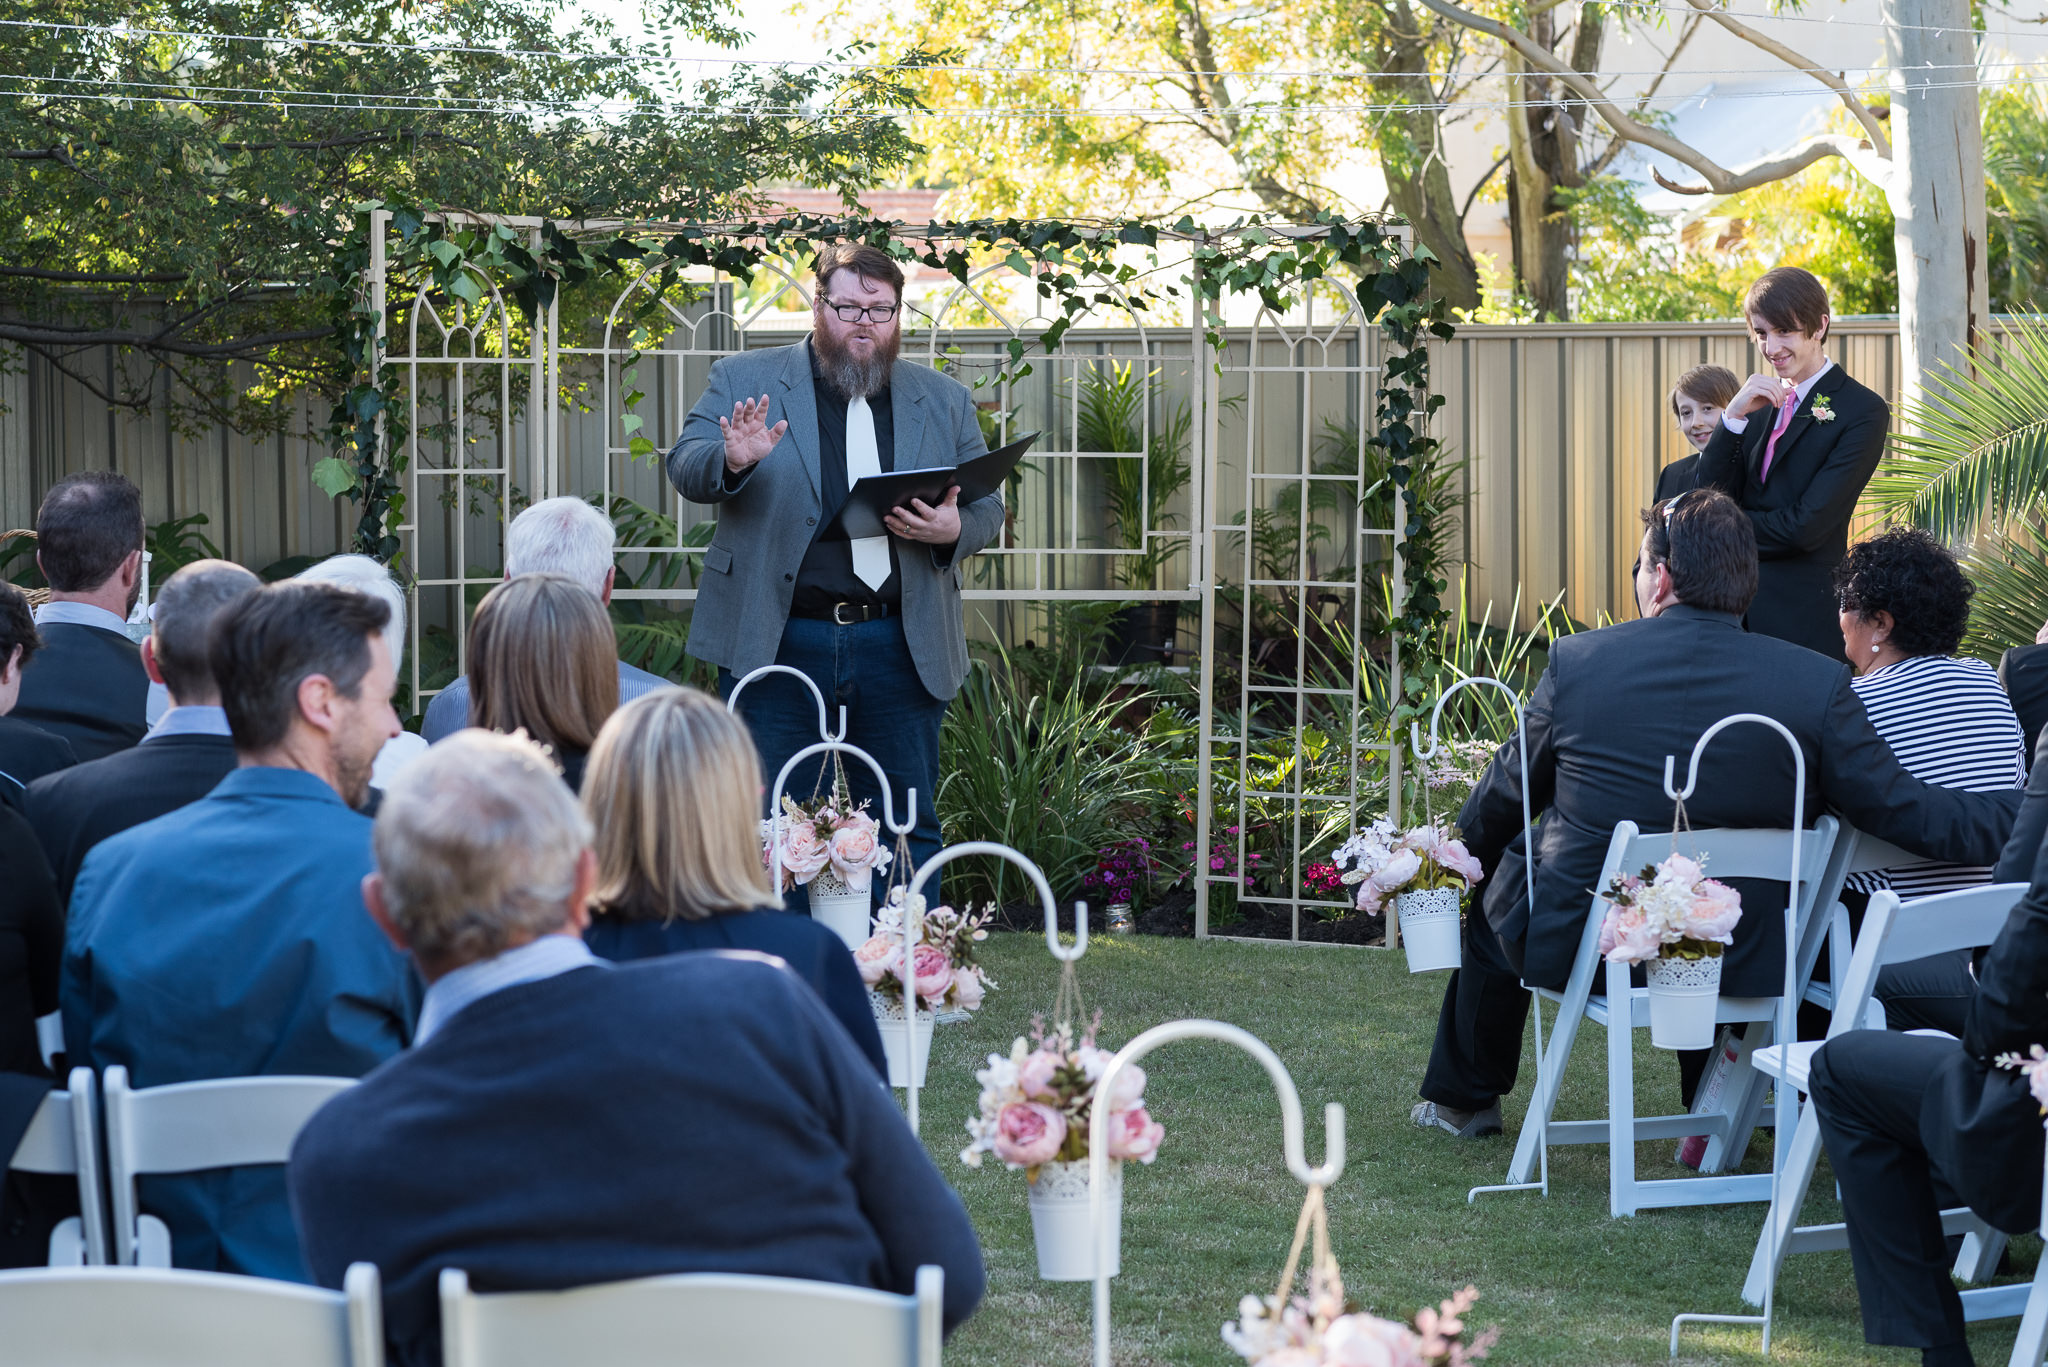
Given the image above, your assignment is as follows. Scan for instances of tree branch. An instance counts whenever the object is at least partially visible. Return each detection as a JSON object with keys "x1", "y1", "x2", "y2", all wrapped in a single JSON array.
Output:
[
  {"x1": 1680, "y1": 0, "x2": 1892, "y2": 156},
  {"x1": 1416, "y1": 0, "x2": 1889, "y2": 194},
  {"x1": 0, "y1": 266, "x2": 189, "y2": 284},
  {"x1": 1586, "y1": 12, "x2": 1700, "y2": 179},
  {"x1": 0, "y1": 323, "x2": 335, "y2": 357}
]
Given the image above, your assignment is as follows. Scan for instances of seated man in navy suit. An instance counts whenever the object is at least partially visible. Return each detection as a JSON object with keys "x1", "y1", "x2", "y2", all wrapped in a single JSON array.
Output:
[
  {"x1": 61, "y1": 580, "x2": 419, "y2": 1279},
  {"x1": 289, "y1": 730, "x2": 983, "y2": 1367}
]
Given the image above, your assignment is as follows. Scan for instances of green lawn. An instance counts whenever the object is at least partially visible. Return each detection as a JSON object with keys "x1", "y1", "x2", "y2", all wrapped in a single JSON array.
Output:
[{"x1": 920, "y1": 931, "x2": 2033, "y2": 1366}]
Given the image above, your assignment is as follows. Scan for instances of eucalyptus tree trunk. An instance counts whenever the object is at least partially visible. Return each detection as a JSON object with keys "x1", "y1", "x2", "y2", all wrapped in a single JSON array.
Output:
[{"x1": 1884, "y1": 0, "x2": 1988, "y2": 416}]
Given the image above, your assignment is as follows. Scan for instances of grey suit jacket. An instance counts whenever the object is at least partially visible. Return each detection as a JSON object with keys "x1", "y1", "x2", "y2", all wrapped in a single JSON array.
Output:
[{"x1": 665, "y1": 342, "x2": 1003, "y2": 700}]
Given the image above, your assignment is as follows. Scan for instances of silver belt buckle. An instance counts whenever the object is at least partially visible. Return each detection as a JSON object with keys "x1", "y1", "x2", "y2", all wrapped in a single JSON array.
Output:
[{"x1": 832, "y1": 602, "x2": 861, "y2": 625}]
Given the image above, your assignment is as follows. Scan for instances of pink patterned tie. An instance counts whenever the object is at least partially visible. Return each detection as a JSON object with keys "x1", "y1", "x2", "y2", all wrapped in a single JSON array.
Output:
[{"x1": 1758, "y1": 389, "x2": 1797, "y2": 485}]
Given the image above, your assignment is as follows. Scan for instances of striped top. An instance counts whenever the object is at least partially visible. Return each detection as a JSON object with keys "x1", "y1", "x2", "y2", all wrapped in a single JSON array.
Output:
[{"x1": 1847, "y1": 653, "x2": 2027, "y2": 899}]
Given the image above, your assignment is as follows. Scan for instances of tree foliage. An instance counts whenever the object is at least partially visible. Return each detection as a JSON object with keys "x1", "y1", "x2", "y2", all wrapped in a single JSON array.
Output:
[{"x1": 0, "y1": 0, "x2": 925, "y2": 435}]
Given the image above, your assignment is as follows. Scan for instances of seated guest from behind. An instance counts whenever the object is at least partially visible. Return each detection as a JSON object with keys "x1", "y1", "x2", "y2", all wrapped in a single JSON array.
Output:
[
  {"x1": 13, "y1": 472, "x2": 150, "y2": 759},
  {"x1": 1654, "y1": 364, "x2": 1739, "y2": 502},
  {"x1": 0, "y1": 583, "x2": 64, "y2": 1265},
  {"x1": 26, "y1": 559, "x2": 259, "y2": 905},
  {"x1": 1808, "y1": 837, "x2": 2048, "y2": 1367},
  {"x1": 0, "y1": 582, "x2": 74, "y2": 808},
  {"x1": 466, "y1": 573, "x2": 619, "y2": 792},
  {"x1": 294, "y1": 554, "x2": 428, "y2": 793},
  {"x1": 1414, "y1": 490, "x2": 2021, "y2": 1139},
  {"x1": 289, "y1": 731, "x2": 984, "y2": 1366},
  {"x1": 61, "y1": 581, "x2": 419, "y2": 1280},
  {"x1": 581, "y1": 688, "x2": 888, "y2": 1076},
  {"x1": 1832, "y1": 528, "x2": 2027, "y2": 1035},
  {"x1": 421, "y1": 496, "x2": 665, "y2": 742}
]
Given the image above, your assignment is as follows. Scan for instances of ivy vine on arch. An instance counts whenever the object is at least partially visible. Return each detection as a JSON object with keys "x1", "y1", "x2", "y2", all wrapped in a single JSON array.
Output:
[{"x1": 320, "y1": 204, "x2": 1458, "y2": 737}]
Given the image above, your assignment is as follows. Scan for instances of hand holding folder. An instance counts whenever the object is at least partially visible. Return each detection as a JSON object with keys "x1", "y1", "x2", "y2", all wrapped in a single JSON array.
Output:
[{"x1": 823, "y1": 432, "x2": 1038, "y2": 541}]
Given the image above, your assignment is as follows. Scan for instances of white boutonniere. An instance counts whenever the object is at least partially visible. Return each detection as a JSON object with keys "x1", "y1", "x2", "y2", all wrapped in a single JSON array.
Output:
[{"x1": 1812, "y1": 396, "x2": 1836, "y2": 423}]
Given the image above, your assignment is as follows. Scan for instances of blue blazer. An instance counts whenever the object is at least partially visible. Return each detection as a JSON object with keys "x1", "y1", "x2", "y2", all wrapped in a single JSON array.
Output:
[
  {"x1": 585, "y1": 908, "x2": 887, "y2": 1077},
  {"x1": 62, "y1": 766, "x2": 421, "y2": 1280}
]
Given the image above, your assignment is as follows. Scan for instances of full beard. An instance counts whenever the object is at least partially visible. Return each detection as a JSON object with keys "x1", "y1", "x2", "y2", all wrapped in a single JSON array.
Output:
[{"x1": 814, "y1": 325, "x2": 901, "y2": 400}]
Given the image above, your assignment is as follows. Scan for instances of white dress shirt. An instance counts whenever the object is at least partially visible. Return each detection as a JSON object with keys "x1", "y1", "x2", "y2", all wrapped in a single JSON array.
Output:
[{"x1": 414, "y1": 934, "x2": 608, "y2": 1045}]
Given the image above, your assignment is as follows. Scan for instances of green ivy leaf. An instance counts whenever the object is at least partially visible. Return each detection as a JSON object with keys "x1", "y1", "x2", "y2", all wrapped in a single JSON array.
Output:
[{"x1": 311, "y1": 457, "x2": 358, "y2": 499}]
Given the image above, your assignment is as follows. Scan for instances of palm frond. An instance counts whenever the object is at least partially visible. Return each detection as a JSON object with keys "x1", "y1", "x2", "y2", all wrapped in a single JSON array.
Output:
[
  {"x1": 1871, "y1": 318, "x2": 2048, "y2": 539},
  {"x1": 1961, "y1": 515, "x2": 2048, "y2": 662}
]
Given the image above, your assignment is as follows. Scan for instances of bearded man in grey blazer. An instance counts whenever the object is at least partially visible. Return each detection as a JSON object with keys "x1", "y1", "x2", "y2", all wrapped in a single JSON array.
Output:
[{"x1": 665, "y1": 244, "x2": 1003, "y2": 882}]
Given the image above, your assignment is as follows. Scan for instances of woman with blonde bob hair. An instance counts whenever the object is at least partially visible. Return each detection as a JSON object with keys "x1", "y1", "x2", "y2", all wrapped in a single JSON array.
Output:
[
  {"x1": 467, "y1": 573, "x2": 620, "y2": 791},
  {"x1": 581, "y1": 687, "x2": 887, "y2": 1076}
]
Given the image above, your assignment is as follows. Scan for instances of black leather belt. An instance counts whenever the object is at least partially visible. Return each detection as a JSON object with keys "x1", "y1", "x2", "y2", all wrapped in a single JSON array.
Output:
[{"x1": 792, "y1": 602, "x2": 894, "y2": 624}]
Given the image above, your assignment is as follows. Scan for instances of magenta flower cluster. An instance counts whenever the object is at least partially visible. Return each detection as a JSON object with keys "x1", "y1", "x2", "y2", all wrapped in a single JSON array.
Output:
[
  {"x1": 1184, "y1": 826, "x2": 1261, "y2": 887},
  {"x1": 1083, "y1": 837, "x2": 1153, "y2": 905},
  {"x1": 1299, "y1": 861, "x2": 1344, "y2": 895}
]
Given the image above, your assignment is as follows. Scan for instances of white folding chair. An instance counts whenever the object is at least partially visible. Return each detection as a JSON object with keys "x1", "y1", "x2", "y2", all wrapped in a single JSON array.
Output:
[
  {"x1": 1740, "y1": 884, "x2": 2026, "y2": 1310},
  {"x1": 0, "y1": 1261, "x2": 383, "y2": 1367},
  {"x1": 7, "y1": 1066, "x2": 108, "y2": 1265},
  {"x1": 1503, "y1": 816, "x2": 1841, "y2": 1218},
  {"x1": 439, "y1": 1266, "x2": 945, "y2": 1367},
  {"x1": 1798, "y1": 825, "x2": 1920, "y2": 1018},
  {"x1": 102, "y1": 1066, "x2": 355, "y2": 1267},
  {"x1": 35, "y1": 1008, "x2": 63, "y2": 1071}
]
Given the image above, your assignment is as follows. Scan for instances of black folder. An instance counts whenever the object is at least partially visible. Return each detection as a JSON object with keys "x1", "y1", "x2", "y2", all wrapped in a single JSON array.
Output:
[{"x1": 823, "y1": 431, "x2": 1038, "y2": 541}]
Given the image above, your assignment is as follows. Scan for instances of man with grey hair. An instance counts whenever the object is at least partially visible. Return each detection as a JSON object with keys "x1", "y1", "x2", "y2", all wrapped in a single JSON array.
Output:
[
  {"x1": 420, "y1": 496, "x2": 665, "y2": 742},
  {"x1": 28, "y1": 558, "x2": 259, "y2": 903},
  {"x1": 289, "y1": 729, "x2": 984, "y2": 1367}
]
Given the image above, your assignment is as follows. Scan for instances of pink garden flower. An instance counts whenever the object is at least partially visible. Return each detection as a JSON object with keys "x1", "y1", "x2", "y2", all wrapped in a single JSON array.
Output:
[
  {"x1": 1105, "y1": 1106, "x2": 1166, "y2": 1162},
  {"x1": 1686, "y1": 878, "x2": 1743, "y2": 943},
  {"x1": 1599, "y1": 904, "x2": 1664, "y2": 964},
  {"x1": 776, "y1": 818, "x2": 831, "y2": 886},
  {"x1": 950, "y1": 965, "x2": 986, "y2": 1011},
  {"x1": 1017, "y1": 1046, "x2": 1063, "y2": 1099},
  {"x1": 992, "y1": 1101, "x2": 1067, "y2": 1167},
  {"x1": 912, "y1": 943, "x2": 954, "y2": 1005},
  {"x1": 1430, "y1": 837, "x2": 1485, "y2": 887},
  {"x1": 852, "y1": 935, "x2": 895, "y2": 986},
  {"x1": 827, "y1": 817, "x2": 885, "y2": 891}
]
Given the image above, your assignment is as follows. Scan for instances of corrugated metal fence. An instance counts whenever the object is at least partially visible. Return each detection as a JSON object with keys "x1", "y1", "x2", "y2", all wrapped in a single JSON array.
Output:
[{"x1": 0, "y1": 318, "x2": 1911, "y2": 627}]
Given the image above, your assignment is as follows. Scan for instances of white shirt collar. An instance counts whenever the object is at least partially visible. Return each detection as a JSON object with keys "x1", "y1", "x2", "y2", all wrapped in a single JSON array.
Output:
[
  {"x1": 144, "y1": 705, "x2": 233, "y2": 742},
  {"x1": 1787, "y1": 358, "x2": 1834, "y2": 406},
  {"x1": 33, "y1": 601, "x2": 133, "y2": 635},
  {"x1": 414, "y1": 934, "x2": 606, "y2": 1045}
]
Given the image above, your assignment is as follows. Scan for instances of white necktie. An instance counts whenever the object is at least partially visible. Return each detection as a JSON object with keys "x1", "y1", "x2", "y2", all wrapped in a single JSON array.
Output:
[{"x1": 845, "y1": 395, "x2": 891, "y2": 592}]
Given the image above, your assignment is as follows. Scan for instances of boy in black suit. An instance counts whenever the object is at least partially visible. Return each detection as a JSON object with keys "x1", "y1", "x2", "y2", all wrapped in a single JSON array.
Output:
[{"x1": 1697, "y1": 267, "x2": 1891, "y2": 661}]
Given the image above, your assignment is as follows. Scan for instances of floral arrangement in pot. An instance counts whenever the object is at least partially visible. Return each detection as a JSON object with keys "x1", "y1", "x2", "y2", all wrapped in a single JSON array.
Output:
[
  {"x1": 1329, "y1": 818, "x2": 1484, "y2": 974},
  {"x1": 1222, "y1": 1283, "x2": 1498, "y2": 1366},
  {"x1": 1596, "y1": 852, "x2": 1743, "y2": 1050},
  {"x1": 960, "y1": 1013, "x2": 1165, "y2": 1281},
  {"x1": 856, "y1": 892, "x2": 994, "y2": 1086},
  {"x1": 762, "y1": 793, "x2": 892, "y2": 948}
]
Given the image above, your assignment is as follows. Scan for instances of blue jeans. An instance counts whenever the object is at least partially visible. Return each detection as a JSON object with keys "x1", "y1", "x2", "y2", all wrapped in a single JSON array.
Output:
[{"x1": 720, "y1": 615, "x2": 949, "y2": 908}]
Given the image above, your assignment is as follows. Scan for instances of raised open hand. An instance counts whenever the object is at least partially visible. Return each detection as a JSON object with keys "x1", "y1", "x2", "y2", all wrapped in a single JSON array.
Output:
[{"x1": 720, "y1": 394, "x2": 788, "y2": 475}]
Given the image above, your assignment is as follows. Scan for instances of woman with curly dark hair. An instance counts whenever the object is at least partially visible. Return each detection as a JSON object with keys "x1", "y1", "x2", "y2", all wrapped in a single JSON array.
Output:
[{"x1": 1833, "y1": 527, "x2": 2027, "y2": 1032}]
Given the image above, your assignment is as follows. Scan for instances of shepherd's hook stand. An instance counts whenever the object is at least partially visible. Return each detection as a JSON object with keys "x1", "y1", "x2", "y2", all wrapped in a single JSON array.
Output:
[
  {"x1": 727, "y1": 663, "x2": 847, "y2": 743},
  {"x1": 1088, "y1": 1021, "x2": 1344, "y2": 1367},
  {"x1": 1401, "y1": 678, "x2": 1541, "y2": 1203},
  {"x1": 905, "y1": 844, "x2": 1086, "y2": 1136},
  {"x1": 1664, "y1": 713, "x2": 1805, "y2": 1359}
]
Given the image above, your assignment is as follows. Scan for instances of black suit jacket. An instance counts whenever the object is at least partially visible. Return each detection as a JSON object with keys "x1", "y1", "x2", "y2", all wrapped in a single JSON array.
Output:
[
  {"x1": 11, "y1": 624, "x2": 149, "y2": 762},
  {"x1": 1924, "y1": 822, "x2": 2048, "y2": 1232},
  {"x1": 1459, "y1": 604, "x2": 2021, "y2": 995},
  {"x1": 1653, "y1": 453, "x2": 1700, "y2": 503},
  {"x1": 0, "y1": 717, "x2": 75, "y2": 813},
  {"x1": 1994, "y1": 728, "x2": 2048, "y2": 887},
  {"x1": 2001, "y1": 643, "x2": 2048, "y2": 767},
  {"x1": 1696, "y1": 365, "x2": 1890, "y2": 660},
  {"x1": 25, "y1": 733, "x2": 238, "y2": 907}
]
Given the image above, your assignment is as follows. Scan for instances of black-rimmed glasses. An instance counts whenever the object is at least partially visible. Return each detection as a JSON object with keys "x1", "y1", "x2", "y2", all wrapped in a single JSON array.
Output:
[{"x1": 822, "y1": 299, "x2": 899, "y2": 324}]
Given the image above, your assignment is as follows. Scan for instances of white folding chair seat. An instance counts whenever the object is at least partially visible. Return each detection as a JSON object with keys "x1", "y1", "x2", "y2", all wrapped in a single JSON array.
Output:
[
  {"x1": 8, "y1": 1067, "x2": 108, "y2": 1265},
  {"x1": 1503, "y1": 817, "x2": 1840, "y2": 1218},
  {"x1": 0, "y1": 1262, "x2": 383, "y2": 1367},
  {"x1": 103, "y1": 1066, "x2": 355, "y2": 1267},
  {"x1": 439, "y1": 1265, "x2": 945, "y2": 1367},
  {"x1": 1740, "y1": 884, "x2": 2026, "y2": 1318}
]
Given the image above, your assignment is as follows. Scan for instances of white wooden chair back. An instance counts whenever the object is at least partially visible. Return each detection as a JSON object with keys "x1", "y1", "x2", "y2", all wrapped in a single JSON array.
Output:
[
  {"x1": 0, "y1": 1262, "x2": 383, "y2": 1367},
  {"x1": 1827, "y1": 885, "x2": 2025, "y2": 1037},
  {"x1": 7, "y1": 1067, "x2": 107, "y2": 1265},
  {"x1": 35, "y1": 1009, "x2": 62, "y2": 1071},
  {"x1": 438, "y1": 1266, "x2": 944, "y2": 1367},
  {"x1": 103, "y1": 1067, "x2": 355, "y2": 1267}
]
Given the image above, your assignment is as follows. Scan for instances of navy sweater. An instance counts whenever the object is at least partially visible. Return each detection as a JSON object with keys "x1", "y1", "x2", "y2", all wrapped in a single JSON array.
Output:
[
  {"x1": 585, "y1": 908, "x2": 888, "y2": 1078},
  {"x1": 287, "y1": 954, "x2": 983, "y2": 1367}
]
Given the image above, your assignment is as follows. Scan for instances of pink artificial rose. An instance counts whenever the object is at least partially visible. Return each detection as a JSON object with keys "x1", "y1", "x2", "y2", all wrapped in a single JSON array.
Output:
[
  {"x1": 1076, "y1": 1046, "x2": 1147, "y2": 1111},
  {"x1": 950, "y1": 965, "x2": 986, "y2": 1011},
  {"x1": 1687, "y1": 878, "x2": 1743, "y2": 943},
  {"x1": 992, "y1": 1101, "x2": 1067, "y2": 1167},
  {"x1": 827, "y1": 821, "x2": 882, "y2": 892},
  {"x1": 1431, "y1": 838, "x2": 1485, "y2": 887},
  {"x1": 1600, "y1": 905, "x2": 1663, "y2": 964},
  {"x1": 912, "y1": 943, "x2": 954, "y2": 1006},
  {"x1": 1659, "y1": 853, "x2": 1705, "y2": 888},
  {"x1": 1017, "y1": 1046, "x2": 1063, "y2": 1099},
  {"x1": 852, "y1": 935, "x2": 895, "y2": 987},
  {"x1": 1371, "y1": 848, "x2": 1422, "y2": 897},
  {"x1": 1105, "y1": 1105, "x2": 1165, "y2": 1162},
  {"x1": 1321, "y1": 1312, "x2": 1429, "y2": 1367},
  {"x1": 776, "y1": 818, "x2": 832, "y2": 885}
]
